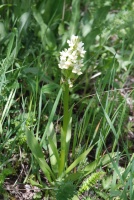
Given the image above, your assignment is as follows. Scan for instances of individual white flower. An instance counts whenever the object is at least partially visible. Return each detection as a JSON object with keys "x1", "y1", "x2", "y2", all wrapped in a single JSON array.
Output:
[
  {"x1": 67, "y1": 35, "x2": 78, "y2": 47},
  {"x1": 59, "y1": 35, "x2": 86, "y2": 77}
]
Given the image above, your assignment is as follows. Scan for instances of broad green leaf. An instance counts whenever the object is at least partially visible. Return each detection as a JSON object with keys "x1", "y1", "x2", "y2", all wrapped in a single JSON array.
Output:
[
  {"x1": 32, "y1": 7, "x2": 56, "y2": 50},
  {"x1": 104, "y1": 46, "x2": 116, "y2": 55},
  {"x1": 19, "y1": 12, "x2": 30, "y2": 34},
  {"x1": 42, "y1": 83, "x2": 59, "y2": 94},
  {"x1": 101, "y1": 152, "x2": 117, "y2": 166},
  {"x1": 26, "y1": 128, "x2": 55, "y2": 183},
  {"x1": 84, "y1": 153, "x2": 117, "y2": 176},
  {"x1": 65, "y1": 145, "x2": 94, "y2": 174},
  {"x1": 48, "y1": 132, "x2": 60, "y2": 173},
  {"x1": 84, "y1": 160, "x2": 98, "y2": 176},
  {"x1": 104, "y1": 46, "x2": 131, "y2": 71}
]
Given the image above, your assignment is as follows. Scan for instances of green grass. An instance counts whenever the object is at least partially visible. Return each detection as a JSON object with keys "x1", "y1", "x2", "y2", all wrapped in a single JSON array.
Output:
[{"x1": 0, "y1": 0, "x2": 134, "y2": 199}]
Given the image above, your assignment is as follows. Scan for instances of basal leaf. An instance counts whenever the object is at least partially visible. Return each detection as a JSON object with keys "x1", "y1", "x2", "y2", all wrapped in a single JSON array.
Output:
[
  {"x1": 65, "y1": 145, "x2": 94, "y2": 174},
  {"x1": 26, "y1": 128, "x2": 55, "y2": 182}
]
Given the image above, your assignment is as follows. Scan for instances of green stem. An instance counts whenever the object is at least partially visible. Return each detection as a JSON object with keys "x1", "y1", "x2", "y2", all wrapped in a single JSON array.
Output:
[
  {"x1": 59, "y1": 83, "x2": 69, "y2": 176},
  {"x1": 63, "y1": 83, "x2": 69, "y2": 134}
]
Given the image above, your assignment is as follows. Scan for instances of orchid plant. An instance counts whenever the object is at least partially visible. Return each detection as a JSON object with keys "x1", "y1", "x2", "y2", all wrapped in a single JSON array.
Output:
[
  {"x1": 26, "y1": 35, "x2": 113, "y2": 198},
  {"x1": 58, "y1": 35, "x2": 86, "y2": 176}
]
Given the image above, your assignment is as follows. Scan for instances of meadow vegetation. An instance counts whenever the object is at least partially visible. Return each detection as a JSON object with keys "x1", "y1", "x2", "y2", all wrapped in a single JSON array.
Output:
[{"x1": 0, "y1": 0, "x2": 134, "y2": 199}]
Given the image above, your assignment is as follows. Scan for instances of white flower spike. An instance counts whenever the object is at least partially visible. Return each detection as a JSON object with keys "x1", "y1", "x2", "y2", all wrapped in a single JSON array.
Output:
[{"x1": 58, "y1": 35, "x2": 86, "y2": 80}]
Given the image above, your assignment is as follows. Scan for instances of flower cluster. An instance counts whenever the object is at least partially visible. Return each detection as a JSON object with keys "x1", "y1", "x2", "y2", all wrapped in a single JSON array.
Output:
[{"x1": 58, "y1": 35, "x2": 86, "y2": 87}]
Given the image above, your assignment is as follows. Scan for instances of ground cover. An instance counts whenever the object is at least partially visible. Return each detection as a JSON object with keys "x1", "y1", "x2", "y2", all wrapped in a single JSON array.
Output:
[{"x1": 0, "y1": 0, "x2": 134, "y2": 199}]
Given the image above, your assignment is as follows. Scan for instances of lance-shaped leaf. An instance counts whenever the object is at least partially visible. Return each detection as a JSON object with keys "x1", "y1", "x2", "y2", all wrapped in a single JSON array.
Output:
[
  {"x1": 26, "y1": 128, "x2": 55, "y2": 183},
  {"x1": 65, "y1": 145, "x2": 94, "y2": 174}
]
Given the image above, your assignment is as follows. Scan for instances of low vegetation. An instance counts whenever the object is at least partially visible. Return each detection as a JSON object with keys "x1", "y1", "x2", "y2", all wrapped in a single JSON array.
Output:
[{"x1": 0, "y1": 0, "x2": 134, "y2": 199}]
